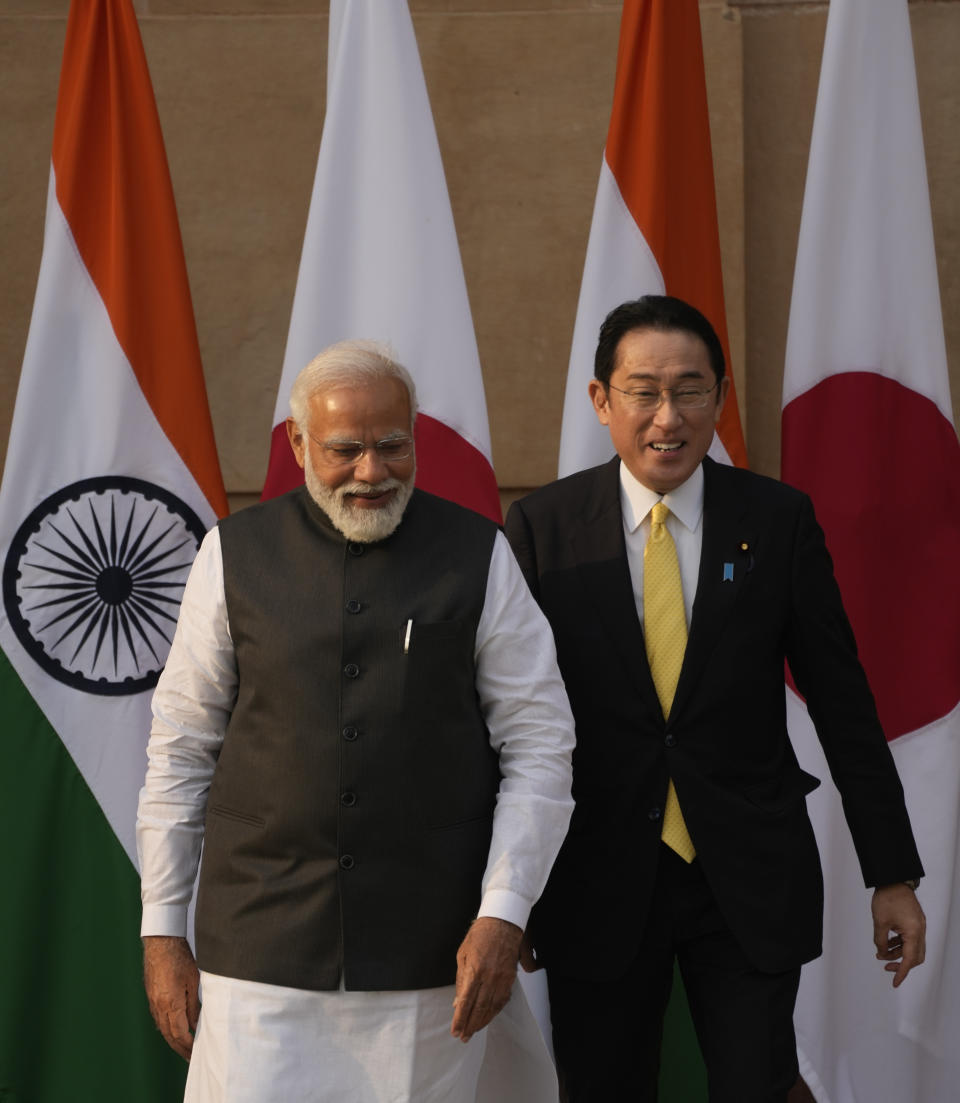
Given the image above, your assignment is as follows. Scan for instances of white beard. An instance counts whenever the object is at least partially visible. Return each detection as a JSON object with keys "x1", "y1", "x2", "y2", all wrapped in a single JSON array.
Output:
[{"x1": 303, "y1": 449, "x2": 415, "y2": 544}]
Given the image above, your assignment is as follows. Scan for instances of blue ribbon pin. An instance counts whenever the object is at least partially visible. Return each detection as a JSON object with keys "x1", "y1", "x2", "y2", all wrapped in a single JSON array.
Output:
[{"x1": 722, "y1": 562, "x2": 734, "y2": 582}]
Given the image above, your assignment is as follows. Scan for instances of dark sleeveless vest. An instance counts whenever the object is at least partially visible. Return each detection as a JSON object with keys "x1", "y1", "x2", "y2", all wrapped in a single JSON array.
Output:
[{"x1": 194, "y1": 486, "x2": 501, "y2": 991}]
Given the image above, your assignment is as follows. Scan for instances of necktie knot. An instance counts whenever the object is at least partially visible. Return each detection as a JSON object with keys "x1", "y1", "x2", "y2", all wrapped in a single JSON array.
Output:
[{"x1": 650, "y1": 501, "x2": 670, "y2": 542}]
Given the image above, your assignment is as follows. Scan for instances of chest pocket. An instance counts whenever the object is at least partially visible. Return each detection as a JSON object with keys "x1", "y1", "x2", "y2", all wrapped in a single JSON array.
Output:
[{"x1": 400, "y1": 619, "x2": 499, "y2": 829}]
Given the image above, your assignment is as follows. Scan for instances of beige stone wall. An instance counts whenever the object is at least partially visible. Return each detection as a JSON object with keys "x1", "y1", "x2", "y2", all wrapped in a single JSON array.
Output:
[{"x1": 1, "y1": 0, "x2": 957, "y2": 516}]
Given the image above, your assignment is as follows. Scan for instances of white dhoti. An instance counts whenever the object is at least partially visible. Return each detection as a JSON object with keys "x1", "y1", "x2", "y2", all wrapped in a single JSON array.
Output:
[{"x1": 184, "y1": 972, "x2": 557, "y2": 1103}]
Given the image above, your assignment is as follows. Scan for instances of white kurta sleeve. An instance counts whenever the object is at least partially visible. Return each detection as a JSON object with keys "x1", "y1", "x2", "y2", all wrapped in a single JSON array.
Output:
[
  {"x1": 474, "y1": 531, "x2": 575, "y2": 930},
  {"x1": 136, "y1": 526, "x2": 237, "y2": 937}
]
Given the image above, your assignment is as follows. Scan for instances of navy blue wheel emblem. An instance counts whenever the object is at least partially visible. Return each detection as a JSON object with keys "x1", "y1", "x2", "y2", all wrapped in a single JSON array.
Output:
[{"x1": 2, "y1": 477, "x2": 207, "y2": 696}]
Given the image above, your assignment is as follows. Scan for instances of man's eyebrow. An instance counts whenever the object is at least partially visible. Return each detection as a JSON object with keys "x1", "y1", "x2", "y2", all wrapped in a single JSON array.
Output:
[
  {"x1": 321, "y1": 432, "x2": 409, "y2": 444},
  {"x1": 621, "y1": 369, "x2": 711, "y2": 383}
]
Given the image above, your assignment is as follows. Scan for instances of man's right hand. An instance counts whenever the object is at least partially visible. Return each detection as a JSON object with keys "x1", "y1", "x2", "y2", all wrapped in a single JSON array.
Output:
[{"x1": 142, "y1": 935, "x2": 200, "y2": 1060}]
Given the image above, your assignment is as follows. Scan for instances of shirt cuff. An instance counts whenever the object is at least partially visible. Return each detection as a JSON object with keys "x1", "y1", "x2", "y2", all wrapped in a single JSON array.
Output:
[
  {"x1": 140, "y1": 903, "x2": 189, "y2": 939},
  {"x1": 477, "y1": 888, "x2": 532, "y2": 931}
]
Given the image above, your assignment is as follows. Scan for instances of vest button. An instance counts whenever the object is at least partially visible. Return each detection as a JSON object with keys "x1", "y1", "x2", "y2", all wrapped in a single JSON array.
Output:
[
  {"x1": 344, "y1": 663, "x2": 360, "y2": 679},
  {"x1": 664, "y1": 732, "x2": 677, "y2": 748},
  {"x1": 348, "y1": 543, "x2": 365, "y2": 557},
  {"x1": 339, "y1": 854, "x2": 356, "y2": 870},
  {"x1": 340, "y1": 791, "x2": 357, "y2": 807},
  {"x1": 345, "y1": 599, "x2": 362, "y2": 614},
  {"x1": 648, "y1": 807, "x2": 662, "y2": 821},
  {"x1": 342, "y1": 726, "x2": 359, "y2": 741}
]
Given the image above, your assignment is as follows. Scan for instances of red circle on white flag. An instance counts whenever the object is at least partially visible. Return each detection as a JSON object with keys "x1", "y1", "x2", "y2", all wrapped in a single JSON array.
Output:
[{"x1": 782, "y1": 372, "x2": 960, "y2": 739}]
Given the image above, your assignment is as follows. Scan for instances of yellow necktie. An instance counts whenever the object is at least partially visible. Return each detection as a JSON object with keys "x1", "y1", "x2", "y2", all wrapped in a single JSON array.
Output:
[{"x1": 644, "y1": 501, "x2": 696, "y2": 863}]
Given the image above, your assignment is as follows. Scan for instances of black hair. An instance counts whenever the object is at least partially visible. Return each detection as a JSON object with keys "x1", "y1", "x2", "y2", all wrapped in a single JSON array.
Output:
[{"x1": 593, "y1": 295, "x2": 725, "y2": 386}]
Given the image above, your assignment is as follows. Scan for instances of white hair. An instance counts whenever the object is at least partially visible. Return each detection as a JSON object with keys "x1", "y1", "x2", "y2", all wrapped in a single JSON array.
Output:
[{"x1": 289, "y1": 339, "x2": 418, "y2": 429}]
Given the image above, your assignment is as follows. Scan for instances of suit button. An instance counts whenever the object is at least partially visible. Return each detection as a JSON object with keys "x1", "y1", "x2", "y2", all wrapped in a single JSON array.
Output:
[
  {"x1": 648, "y1": 807, "x2": 662, "y2": 821},
  {"x1": 344, "y1": 663, "x2": 360, "y2": 679},
  {"x1": 348, "y1": 543, "x2": 365, "y2": 557},
  {"x1": 664, "y1": 733, "x2": 677, "y2": 748},
  {"x1": 342, "y1": 726, "x2": 359, "y2": 741},
  {"x1": 340, "y1": 791, "x2": 357, "y2": 807},
  {"x1": 339, "y1": 854, "x2": 356, "y2": 870},
  {"x1": 345, "y1": 599, "x2": 361, "y2": 614}
]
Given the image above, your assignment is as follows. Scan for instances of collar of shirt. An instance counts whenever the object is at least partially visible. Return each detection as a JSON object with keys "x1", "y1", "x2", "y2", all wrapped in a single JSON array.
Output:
[{"x1": 618, "y1": 462, "x2": 704, "y2": 536}]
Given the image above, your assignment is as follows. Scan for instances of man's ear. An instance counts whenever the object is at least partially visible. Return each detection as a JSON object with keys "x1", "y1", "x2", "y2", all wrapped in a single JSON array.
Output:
[
  {"x1": 588, "y1": 379, "x2": 611, "y2": 426},
  {"x1": 286, "y1": 418, "x2": 307, "y2": 471}
]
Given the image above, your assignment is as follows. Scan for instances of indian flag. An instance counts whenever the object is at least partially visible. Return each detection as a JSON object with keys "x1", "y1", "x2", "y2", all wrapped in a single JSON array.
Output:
[
  {"x1": 558, "y1": 0, "x2": 746, "y2": 479},
  {"x1": 261, "y1": 0, "x2": 501, "y2": 523},
  {"x1": 0, "y1": 2, "x2": 227, "y2": 1098},
  {"x1": 781, "y1": 0, "x2": 960, "y2": 1099}
]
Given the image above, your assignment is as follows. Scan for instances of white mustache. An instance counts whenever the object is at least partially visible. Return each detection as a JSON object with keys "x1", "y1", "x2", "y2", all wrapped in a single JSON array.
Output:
[{"x1": 338, "y1": 478, "x2": 405, "y2": 498}]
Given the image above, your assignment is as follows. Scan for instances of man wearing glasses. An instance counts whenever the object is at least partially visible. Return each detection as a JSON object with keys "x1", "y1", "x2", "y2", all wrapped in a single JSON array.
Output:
[
  {"x1": 505, "y1": 296, "x2": 926, "y2": 1102},
  {"x1": 137, "y1": 340, "x2": 575, "y2": 1102}
]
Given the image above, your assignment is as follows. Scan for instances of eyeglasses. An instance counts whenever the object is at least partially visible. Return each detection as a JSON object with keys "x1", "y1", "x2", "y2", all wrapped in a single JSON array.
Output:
[
  {"x1": 606, "y1": 380, "x2": 720, "y2": 410},
  {"x1": 305, "y1": 432, "x2": 414, "y2": 468}
]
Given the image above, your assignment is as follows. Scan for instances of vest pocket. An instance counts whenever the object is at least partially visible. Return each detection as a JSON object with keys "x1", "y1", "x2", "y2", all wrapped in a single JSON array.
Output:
[
  {"x1": 356, "y1": 618, "x2": 498, "y2": 828},
  {"x1": 207, "y1": 804, "x2": 266, "y2": 828},
  {"x1": 425, "y1": 804, "x2": 496, "y2": 832},
  {"x1": 399, "y1": 619, "x2": 474, "y2": 712}
]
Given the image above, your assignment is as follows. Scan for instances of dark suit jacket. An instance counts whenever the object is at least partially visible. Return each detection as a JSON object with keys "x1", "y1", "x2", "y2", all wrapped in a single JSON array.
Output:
[{"x1": 505, "y1": 455, "x2": 922, "y2": 979}]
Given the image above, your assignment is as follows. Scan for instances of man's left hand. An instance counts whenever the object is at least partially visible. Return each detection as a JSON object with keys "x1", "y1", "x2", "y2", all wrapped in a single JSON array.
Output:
[
  {"x1": 872, "y1": 883, "x2": 926, "y2": 987},
  {"x1": 450, "y1": 917, "x2": 523, "y2": 1042}
]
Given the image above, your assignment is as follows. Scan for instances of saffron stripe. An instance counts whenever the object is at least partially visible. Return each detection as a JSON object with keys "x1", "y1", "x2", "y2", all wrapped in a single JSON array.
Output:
[{"x1": 51, "y1": 1, "x2": 227, "y2": 516}]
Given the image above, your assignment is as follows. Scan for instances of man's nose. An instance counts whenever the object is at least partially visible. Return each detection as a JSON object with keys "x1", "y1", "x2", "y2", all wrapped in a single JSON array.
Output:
[
  {"x1": 354, "y1": 446, "x2": 388, "y2": 484},
  {"x1": 652, "y1": 393, "x2": 683, "y2": 429}
]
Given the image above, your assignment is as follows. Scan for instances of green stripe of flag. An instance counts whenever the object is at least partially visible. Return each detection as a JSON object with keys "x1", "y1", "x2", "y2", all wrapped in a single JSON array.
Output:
[{"x1": 0, "y1": 649, "x2": 186, "y2": 1102}]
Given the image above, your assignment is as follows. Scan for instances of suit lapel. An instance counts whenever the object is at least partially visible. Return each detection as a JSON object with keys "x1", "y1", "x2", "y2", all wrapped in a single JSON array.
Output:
[
  {"x1": 569, "y1": 459, "x2": 660, "y2": 708},
  {"x1": 671, "y1": 459, "x2": 756, "y2": 720}
]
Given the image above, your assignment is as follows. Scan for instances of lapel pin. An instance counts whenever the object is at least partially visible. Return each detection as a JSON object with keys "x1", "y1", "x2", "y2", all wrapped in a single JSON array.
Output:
[
  {"x1": 740, "y1": 542, "x2": 749, "y2": 552},
  {"x1": 722, "y1": 562, "x2": 734, "y2": 582}
]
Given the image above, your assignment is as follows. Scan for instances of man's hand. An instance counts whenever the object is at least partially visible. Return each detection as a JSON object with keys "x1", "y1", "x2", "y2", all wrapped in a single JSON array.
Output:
[
  {"x1": 450, "y1": 917, "x2": 523, "y2": 1042},
  {"x1": 143, "y1": 935, "x2": 201, "y2": 1060},
  {"x1": 872, "y1": 884, "x2": 926, "y2": 987}
]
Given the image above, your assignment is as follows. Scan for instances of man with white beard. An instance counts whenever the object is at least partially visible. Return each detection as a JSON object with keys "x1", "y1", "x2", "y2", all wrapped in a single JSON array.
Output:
[{"x1": 136, "y1": 340, "x2": 575, "y2": 1102}]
